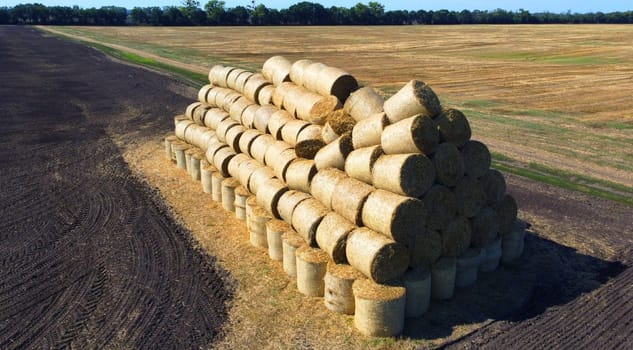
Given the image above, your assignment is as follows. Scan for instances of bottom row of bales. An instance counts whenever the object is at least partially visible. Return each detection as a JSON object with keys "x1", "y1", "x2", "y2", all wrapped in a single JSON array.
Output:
[{"x1": 165, "y1": 135, "x2": 526, "y2": 337}]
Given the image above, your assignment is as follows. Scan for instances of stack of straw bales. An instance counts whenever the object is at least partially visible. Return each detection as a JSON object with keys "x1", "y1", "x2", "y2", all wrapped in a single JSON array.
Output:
[{"x1": 163, "y1": 55, "x2": 526, "y2": 337}]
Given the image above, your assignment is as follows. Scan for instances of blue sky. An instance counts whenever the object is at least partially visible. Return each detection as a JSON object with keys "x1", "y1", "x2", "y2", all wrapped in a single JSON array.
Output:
[{"x1": 4, "y1": 0, "x2": 631, "y2": 13}]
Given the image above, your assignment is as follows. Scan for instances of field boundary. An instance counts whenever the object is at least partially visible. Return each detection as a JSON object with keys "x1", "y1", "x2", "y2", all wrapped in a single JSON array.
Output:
[{"x1": 39, "y1": 26, "x2": 632, "y2": 207}]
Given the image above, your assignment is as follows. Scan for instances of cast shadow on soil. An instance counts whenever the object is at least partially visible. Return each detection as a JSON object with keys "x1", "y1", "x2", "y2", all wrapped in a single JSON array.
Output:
[{"x1": 403, "y1": 226, "x2": 627, "y2": 341}]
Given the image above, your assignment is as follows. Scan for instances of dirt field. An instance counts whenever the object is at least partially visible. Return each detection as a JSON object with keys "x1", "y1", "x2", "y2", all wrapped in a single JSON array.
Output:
[
  {"x1": 42, "y1": 25, "x2": 633, "y2": 189},
  {"x1": 2, "y1": 26, "x2": 632, "y2": 349},
  {"x1": 0, "y1": 26, "x2": 232, "y2": 349}
]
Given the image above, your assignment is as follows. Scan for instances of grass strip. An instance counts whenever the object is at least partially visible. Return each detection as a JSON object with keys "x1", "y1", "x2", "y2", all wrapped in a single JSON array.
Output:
[{"x1": 491, "y1": 152, "x2": 633, "y2": 207}]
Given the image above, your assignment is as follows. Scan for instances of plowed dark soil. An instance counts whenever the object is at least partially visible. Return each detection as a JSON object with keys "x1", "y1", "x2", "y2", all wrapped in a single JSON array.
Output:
[{"x1": 0, "y1": 26, "x2": 232, "y2": 349}]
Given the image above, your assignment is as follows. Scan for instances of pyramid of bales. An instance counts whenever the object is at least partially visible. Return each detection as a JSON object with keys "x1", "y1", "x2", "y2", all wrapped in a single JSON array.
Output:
[{"x1": 165, "y1": 56, "x2": 527, "y2": 337}]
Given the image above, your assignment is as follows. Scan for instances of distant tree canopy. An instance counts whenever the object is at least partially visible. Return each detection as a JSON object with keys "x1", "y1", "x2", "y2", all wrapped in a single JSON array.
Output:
[{"x1": 1, "y1": 2, "x2": 632, "y2": 26}]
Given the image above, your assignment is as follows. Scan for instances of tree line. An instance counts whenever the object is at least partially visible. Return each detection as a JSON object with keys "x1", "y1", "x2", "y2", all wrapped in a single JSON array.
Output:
[{"x1": 2, "y1": 1, "x2": 633, "y2": 26}]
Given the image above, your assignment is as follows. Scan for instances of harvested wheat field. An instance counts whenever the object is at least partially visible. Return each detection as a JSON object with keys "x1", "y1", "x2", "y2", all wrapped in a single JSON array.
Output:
[
  {"x1": 43, "y1": 24, "x2": 633, "y2": 190},
  {"x1": 2, "y1": 25, "x2": 630, "y2": 349}
]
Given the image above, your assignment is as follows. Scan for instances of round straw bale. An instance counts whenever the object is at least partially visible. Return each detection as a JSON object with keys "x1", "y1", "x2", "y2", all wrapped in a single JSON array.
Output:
[
  {"x1": 224, "y1": 124, "x2": 246, "y2": 153},
  {"x1": 211, "y1": 66, "x2": 234, "y2": 87},
  {"x1": 173, "y1": 114, "x2": 188, "y2": 129},
  {"x1": 164, "y1": 135, "x2": 179, "y2": 161},
  {"x1": 432, "y1": 142, "x2": 465, "y2": 187},
  {"x1": 296, "y1": 245, "x2": 329, "y2": 297},
  {"x1": 240, "y1": 104, "x2": 259, "y2": 128},
  {"x1": 480, "y1": 169, "x2": 507, "y2": 205},
  {"x1": 271, "y1": 81, "x2": 292, "y2": 109},
  {"x1": 211, "y1": 171, "x2": 225, "y2": 202},
  {"x1": 285, "y1": 159, "x2": 317, "y2": 193},
  {"x1": 295, "y1": 139, "x2": 326, "y2": 160},
  {"x1": 201, "y1": 163, "x2": 215, "y2": 194},
  {"x1": 436, "y1": 108, "x2": 471, "y2": 147},
  {"x1": 422, "y1": 185, "x2": 457, "y2": 231},
  {"x1": 297, "y1": 125, "x2": 323, "y2": 143},
  {"x1": 228, "y1": 153, "x2": 250, "y2": 179},
  {"x1": 314, "y1": 132, "x2": 353, "y2": 171},
  {"x1": 234, "y1": 186, "x2": 250, "y2": 220},
  {"x1": 281, "y1": 83, "x2": 302, "y2": 113},
  {"x1": 185, "y1": 102, "x2": 203, "y2": 121},
  {"x1": 454, "y1": 176, "x2": 486, "y2": 218},
  {"x1": 237, "y1": 158, "x2": 261, "y2": 189},
  {"x1": 361, "y1": 189, "x2": 426, "y2": 246},
  {"x1": 431, "y1": 257, "x2": 456, "y2": 300},
  {"x1": 213, "y1": 147, "x2": 237, "y2": 178},
  {"x1": 198, "y1": 84, "x2": 213, "y2": 104},
  {"x1": 172, "y1": 142, "x2": 189, "y2": 170},
  {"x1": 245, "y1": 195, "x2": 258, "y2": 220},
  {"x1": 492, "y1": 194, "x2": 518, "y2": 236},
  {"x1": 207, "y1": 65, "x2": 222, "y2": 85},
  {"x1": 324, "y1": 263, "x2": 364, "y2": 314},
  {"x1": 220, "y1": 91, "x2": 242, "y2": 112},
  {"x1": 215, "y1": 119, "x2": 239, "y2": 143},
  {"x1": 302, "y1": 95, "x2": 341, "y2": 125},
  {"x1": 205, "y1": 87, "x2": 223, "y2": 107},
  {"x1": 327, "y1": 110, "x2": 356, "y2": 135},
  {"x1": 175, "y1": 119, "x2": 194, "y2": 140},
  {"x1": 205, "y1": 139, "x2": 228, "y2": 166},
  {"x1": 269, "y1": 148, "x2": 297, "y2": 181},
  {"x1": 228, "y1": 96, "x2": 251, "y2": 123},
  {"x1": 461, "y1": 140, "x2": 491, "y2": 179},
  {"x1": 353, "y1": 279, "x2": 406, "y2": 337},
  {"x1": 277, "y1": 190, "x2": 312, "y2": 224},
  {"x1": 480, "y1": 237, "x2": 502, "y2": 272},
  {"x1": 282, "y1": 230, "x2": 305, "y2": 277},
  {"x1": 238, "y1": 129, "x2": 262, "y2": 157},
  {"x1": 331, "y1": 177, "x2": 374, "y2": 226},
  {"x1": 248, "y1": 166, "x2": 276, "y2": 195},
  {"x1": 409, "y1": 229, "x2": 442, "y2": 268},
  {"x1": 253, "y1": 105, "x2": 277, "y2": 133},
  {"x1": 346, "y1": 227, "x2": 409, "y2": 283},
  {"x1": 344, "y1": 86, "x2": 384, "y2": 122},
  {"x1": 441, "y1": 215, "x2": 472, "y2": 257},
  {"x1": 352, "y1": 112, "x2": 390, "y2": 149},
  {"x1": 185, "y1": 148, "x2": 195, "y2": 173},
  {"x1": 383, "y1": 80, "x2": 442, "y2": 123},
  {"x1": 221, "y1": 177, "x2": 239, "y2": 212},
  {"x1": 203, "y1": 109, "x2": 230, "y2": 130},
  {"x1": 281, "y1": 119, "x2": 310, "y2": 146},
  {"x1": 321, "y1": 122, "x2": 340, "y2": 144},
  {"x1": 470, "y1": 206, "x2": 500, "y2": 248},
  {"x1": 234, "y1": 71, "x2": 253, "y2": 93},
  {"x1": 291, "y1": 198, "x2": 329, "y2": 246},
  {"x1": 262, "y1": 55, "x2": 292, "y2": 86},
  {"x1": 249, "y1": 133, "x2": 275, "y2": 164},
  {"x1": 315, "y1": 66, "x2": 358, "y2": 103},
  {"x1": 302, "y1": 62, "x2": 327, "y2": 92},
  {"x1": 501, "y1": 220, "x2": 527, "y2": 263},
  {"x1": 372, "y1": 153, "x2": 435, "y2": 197},
  {"x1": 266, "y1": 219, "x2": 290, "y2": 261},
  {"x1": 196, "y1": 106, "x2": 215, "y2": 126},
  {"x1": 345, "y1": 145, "x2": 383, "y2": 185},
  {"x1": 316, "y1": 212, "x2": 355, "y2": 264},
  {"x1": 310, "y1": 168, "x2": 347, "y2": 209},
  {"x1": 289, "y1": 59, "x2": 313, "y2": 86},
  {"x1": 211, "y1": 88, "x2": 230, "y2": 108},
  {"x1": 403, "y1": 267, "x2": 431, "y2": 318},
  {"x1": 381, "y1": 114, "x2": 439, "y2": 155},
  {"x1": 268, "y1": 109, "x2": 294, "y2": 140},
  {"x1": 243, "y1": 73, "x2": 271, "y2": 104},
  {"x1": 248, "y1": 205, "x2": 272, "y2": 249},
  {"x1": 258, "y1": 85, "x2": 275, "y2": 105},
  {"x1": 455, "y1": 247, "x2": 484, "y2": 288},
  {"x1": 190, "y1": 150, "x2": 203, "y2": 181},
  {"x1": 226, "y1": 68, "x2": 247, "y2": 90},
  {"x1": 256, "y1": 178, "x2": 288, "y2": 219}
]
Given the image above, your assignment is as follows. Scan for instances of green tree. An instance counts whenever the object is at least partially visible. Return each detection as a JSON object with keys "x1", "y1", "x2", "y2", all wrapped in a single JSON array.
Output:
[{"x1": 204, "y1": 0, "x2": 225, "y2": 24}]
